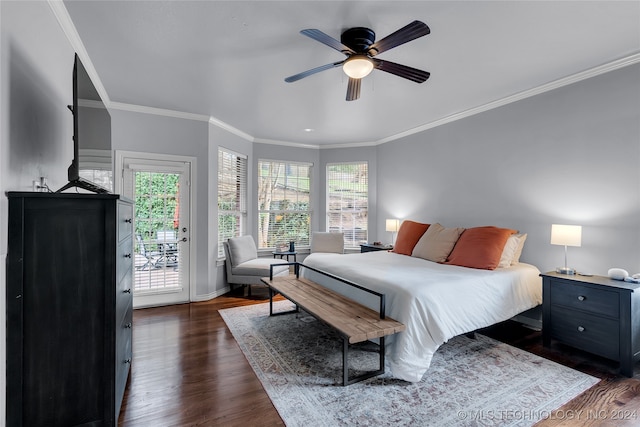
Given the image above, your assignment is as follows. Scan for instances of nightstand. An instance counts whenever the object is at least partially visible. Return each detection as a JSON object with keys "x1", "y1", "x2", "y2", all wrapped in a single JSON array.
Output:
[
  {"x1": 541, "y1": 271, "x2": 640, "y2": 377},
  {"x1": 360, "y1": 243, "x2": 393, "y2": 253}
]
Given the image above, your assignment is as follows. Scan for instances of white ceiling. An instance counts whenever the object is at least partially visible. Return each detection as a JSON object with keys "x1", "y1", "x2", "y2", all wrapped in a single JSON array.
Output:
[{"x1": 62, "y1": 1, "x2": 640, "y2": 147}]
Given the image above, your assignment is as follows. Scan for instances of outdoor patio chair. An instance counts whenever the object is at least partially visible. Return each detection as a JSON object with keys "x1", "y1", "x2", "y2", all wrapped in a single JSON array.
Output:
[{"x1": 136, "y1": 235, "x2": 159, "y2": 270}]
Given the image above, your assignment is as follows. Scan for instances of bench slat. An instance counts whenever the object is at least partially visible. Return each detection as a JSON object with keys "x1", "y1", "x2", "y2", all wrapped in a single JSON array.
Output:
[{"x1": 263, "y1": 275, "x2": 405, "y2": 344}]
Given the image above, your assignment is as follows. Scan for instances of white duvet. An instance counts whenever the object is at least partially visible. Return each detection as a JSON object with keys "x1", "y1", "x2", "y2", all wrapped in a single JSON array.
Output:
[{"x1": 302, "y1": 251, "x2": 542, "y2": 382}]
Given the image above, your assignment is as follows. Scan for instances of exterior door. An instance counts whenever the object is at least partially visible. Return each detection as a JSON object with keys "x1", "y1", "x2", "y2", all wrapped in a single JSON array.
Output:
[{"x1": 118, "y1": 153, "x2": 192, "y2": 308}]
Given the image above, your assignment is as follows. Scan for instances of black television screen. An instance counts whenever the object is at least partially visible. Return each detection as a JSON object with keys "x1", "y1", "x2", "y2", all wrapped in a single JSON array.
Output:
[{"x1": 58, "y1": 54, "x2": 112, "y2": 193}]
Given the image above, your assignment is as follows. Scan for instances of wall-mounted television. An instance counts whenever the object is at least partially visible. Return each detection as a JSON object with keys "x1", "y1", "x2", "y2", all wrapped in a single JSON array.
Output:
[{"x1": 57, "y1": 54, "x2": 112, "y2": 193}]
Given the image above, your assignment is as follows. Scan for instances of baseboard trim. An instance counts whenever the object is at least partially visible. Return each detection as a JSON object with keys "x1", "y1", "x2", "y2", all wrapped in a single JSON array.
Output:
[{"x1": 191, "y1": 287, "x2": 231, "y2": 302}]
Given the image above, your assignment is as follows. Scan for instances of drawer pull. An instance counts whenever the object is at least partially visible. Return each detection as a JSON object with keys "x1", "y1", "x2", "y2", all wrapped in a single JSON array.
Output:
[
  {"x1": 577, "y1": 295, "x2": 586, "y2": 301},
  {"x1": 124, "y1": 218, "x2": 132, "y2": 223},
  {"x1": 125, "y1": 323, "x2": 132, "y2": 329},
  {"x1": 123, "y1": 288, "x2": 131, "y2": 294},
  {"x1": 577, "y1": 326, "x2": 586, "y2": 332}
]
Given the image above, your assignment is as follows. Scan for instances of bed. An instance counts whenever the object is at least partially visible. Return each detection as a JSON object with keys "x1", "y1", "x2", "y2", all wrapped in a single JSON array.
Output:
[{"x1": 302, "y1": 250, "x2": 542, "y2": 382}]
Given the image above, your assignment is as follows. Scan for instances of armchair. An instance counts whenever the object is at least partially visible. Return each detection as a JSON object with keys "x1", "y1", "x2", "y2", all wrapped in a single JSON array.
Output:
[{"x1": 224, "y1": 235, "x2": 290, "y2": 296}]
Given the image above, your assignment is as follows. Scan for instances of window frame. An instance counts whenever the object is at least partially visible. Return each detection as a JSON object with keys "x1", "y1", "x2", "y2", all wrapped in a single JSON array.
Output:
[
  {"x1": 326, "y1": 161, "x2": 369, "y2": 249},
  {"x1": 257, "y1": 159, "x2": 312, "y2": 250},
  {"x1": 217, "y1": 147, "x2": 248, "y2": 259}
]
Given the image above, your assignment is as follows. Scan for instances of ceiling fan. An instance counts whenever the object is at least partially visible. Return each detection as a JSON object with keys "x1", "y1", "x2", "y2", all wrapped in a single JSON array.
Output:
[{"x1": 284, "y1": 20, "x2": 431, "y2": 101}]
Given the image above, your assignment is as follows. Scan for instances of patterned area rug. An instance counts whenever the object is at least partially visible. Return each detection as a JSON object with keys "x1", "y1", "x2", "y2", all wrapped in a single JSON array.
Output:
[{"x1": 220, "y1": 301, "x2": 599, "y2": 427}]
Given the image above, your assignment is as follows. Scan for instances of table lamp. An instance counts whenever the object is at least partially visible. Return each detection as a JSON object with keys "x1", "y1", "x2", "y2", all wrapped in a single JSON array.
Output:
[
  {"x1": 550, "y1": 224, "x2": 582, "y2": 275},
  {"x1": 386, "y1": 219, "x2": 400, "y2": 246}
]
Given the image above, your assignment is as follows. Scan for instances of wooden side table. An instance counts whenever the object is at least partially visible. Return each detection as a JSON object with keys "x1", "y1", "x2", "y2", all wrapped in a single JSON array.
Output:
[
  {"x1": 541, "y1": 271, "x2": 640, "y2": 377},
  {"x1": 360, "y1": 243, "x2": 393, "y2": 253}
]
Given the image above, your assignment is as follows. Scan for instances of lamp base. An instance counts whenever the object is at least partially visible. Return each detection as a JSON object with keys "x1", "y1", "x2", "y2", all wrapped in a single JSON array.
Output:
[{"x1": 556, "y1": 266, "x2": 576, "y2": 275}]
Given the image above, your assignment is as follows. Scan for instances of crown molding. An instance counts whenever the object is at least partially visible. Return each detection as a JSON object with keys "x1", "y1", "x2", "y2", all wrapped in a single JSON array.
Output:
[
  {"x1": 208, "y1": 116, "x2": 254, "y2": 142},
  {"x1": 108, "y1": 102, "x2": 208, "y2": 121},
  {"x1": 375, "y1": 52, "x2": 640, "y2": 145},
  {"x1": 48, "y1": 0, "x2": 111, "y2": 106},
  {"x1": 50, "y1": 0, "x2": 640, "y2": 149}
]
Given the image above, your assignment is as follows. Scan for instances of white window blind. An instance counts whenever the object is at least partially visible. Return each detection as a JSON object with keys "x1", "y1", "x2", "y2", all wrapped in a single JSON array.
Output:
[
  {"x1": 218, "y1": 148, "x2": 247, "y2": 258},
  {"x1": 258, "y1": 160, "x2": 311, "y2": 249},
  {"x1": 327, "y1": 162, "x2": 368, "y2": 248}
]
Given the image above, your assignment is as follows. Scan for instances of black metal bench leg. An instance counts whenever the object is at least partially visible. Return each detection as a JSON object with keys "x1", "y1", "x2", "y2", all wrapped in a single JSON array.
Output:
[{"x1": 343, "y1": 338, "x2": 349, "y2": 386}]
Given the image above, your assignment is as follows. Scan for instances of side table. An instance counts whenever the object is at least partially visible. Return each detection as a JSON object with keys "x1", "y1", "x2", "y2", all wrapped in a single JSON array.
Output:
[
  {"x1": 360, "y1": 243, "x2": 393, "y2": 253},
  {"x1": 272, "y1": 251, "x2": 297, "y2": 262},
  {"x1": 541, "y1": 271, "x2": 640, "y2": 377}
]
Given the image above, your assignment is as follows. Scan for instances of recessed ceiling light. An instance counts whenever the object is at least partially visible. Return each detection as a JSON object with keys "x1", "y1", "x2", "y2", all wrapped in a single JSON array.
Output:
[{"x1": 303, "y1": 128, "x2": 314, "y2": 132}]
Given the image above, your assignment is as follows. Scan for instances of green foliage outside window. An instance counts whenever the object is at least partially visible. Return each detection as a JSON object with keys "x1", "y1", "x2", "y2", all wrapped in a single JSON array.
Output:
[{"x1": 134, "y1": 172, "x2": 179, "y2": 239}]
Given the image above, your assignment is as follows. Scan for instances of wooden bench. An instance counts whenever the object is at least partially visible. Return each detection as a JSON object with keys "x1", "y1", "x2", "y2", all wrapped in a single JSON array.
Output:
[{"x1": 261, "y1": 263, "x2": 405, "y2": 385}]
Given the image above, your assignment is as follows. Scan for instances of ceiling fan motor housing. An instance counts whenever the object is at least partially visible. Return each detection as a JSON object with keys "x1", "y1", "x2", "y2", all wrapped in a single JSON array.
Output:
[{"x1": 341, "y1": 27, "x2": 376, "y2": 52}]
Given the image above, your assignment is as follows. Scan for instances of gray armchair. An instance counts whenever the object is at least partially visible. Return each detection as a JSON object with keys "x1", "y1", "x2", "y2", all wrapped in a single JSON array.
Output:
[{"x1": 223, "y1": 235, "x2": 290, "y2": 296}]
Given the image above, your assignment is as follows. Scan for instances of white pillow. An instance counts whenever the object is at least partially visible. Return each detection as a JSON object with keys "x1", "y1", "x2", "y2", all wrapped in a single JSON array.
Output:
[{"x1": 498, "y1": 233, "x2": 527, "y2": 268}]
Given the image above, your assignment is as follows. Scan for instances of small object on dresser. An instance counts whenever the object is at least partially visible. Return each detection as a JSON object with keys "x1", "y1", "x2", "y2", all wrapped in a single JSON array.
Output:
[
  {"x1": 289, "y1": 241, "x2": 295, "y2": 252},
  {"x1": 608, "y1": 268, "x2": 629, "y2": 281}
]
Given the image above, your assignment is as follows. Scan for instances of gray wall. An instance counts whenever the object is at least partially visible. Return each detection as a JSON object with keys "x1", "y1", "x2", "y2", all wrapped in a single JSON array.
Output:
[{"x1": 376, "y1": 64, "x2": 640, "y2": 275}]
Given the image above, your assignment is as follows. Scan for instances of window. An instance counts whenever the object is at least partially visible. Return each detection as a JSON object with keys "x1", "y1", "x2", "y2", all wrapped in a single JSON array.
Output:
[
  {"x1": 258, "y1": 160, "x2": 312, "y2": 249},
  {"x1": 218, "y1": 148, "x2": 247, "y2": 258},
  {"x1": 327, "y1": 162, "x2": 368, "y2": 248}
]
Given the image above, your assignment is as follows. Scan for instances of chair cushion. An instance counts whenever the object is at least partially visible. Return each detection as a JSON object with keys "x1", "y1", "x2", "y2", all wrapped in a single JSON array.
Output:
[
  {"x1": 232, "y1": 258, "x2": 289, "y2": 276},
  {"x1": 310, "y1": 232, "x2": 344, "y2": 253},
  {"x1": 227, "y1": 235, "x2": 258, "y2": 266}
]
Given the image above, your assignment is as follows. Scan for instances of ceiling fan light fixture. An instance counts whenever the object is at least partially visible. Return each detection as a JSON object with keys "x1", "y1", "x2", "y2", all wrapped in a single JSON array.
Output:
[{"x1": 343, "y1": 56, "x2": 374, "y2": 79}]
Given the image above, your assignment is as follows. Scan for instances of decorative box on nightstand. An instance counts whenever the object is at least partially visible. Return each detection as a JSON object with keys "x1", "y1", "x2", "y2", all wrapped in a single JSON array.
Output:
[
  {"x1": 541, "y1": 271, "x2": 640, "y2": 377},
  {"x1": 360, "y1": 243, "x2": 393, "y2": 253}
]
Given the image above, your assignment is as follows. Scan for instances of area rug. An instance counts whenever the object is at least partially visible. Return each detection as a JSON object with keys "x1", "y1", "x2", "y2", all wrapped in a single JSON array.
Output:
[{"x1": 220, "y1": 301, "x2": 599, "y2": 427}]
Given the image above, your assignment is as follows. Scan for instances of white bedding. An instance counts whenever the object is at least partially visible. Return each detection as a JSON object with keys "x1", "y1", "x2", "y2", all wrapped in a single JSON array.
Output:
[{"x1": 302, "y1": 251, "x2": 542, "y2": 382}]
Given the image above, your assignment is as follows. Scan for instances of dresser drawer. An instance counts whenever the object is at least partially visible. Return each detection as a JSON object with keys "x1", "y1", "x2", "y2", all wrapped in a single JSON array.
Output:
[
  {"x1": 117, "y1": 236, "x2": 133, "y2": 284},
  {"x1": 550, "y1": 280, "x2": 619, "y2": 318},
  {"x1": 118, "y1": 202, "x2": 134, "y2": 243},
  {"x1": 115, "y1": 304, "x2": 132, "y2": 419},
  {"x1": 550, "y1": 306, "x2": 619, "y2": 360},
  {"x1": 117, "y1": 273, "x2": 133, "y2": 325}
]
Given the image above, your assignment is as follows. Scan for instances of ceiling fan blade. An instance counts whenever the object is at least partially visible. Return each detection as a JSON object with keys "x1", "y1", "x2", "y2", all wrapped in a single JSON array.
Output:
[
  {"x1": 372, "y1": 58, "x2": 430, "y2": 83},
  {"x1": 367, "y1": 20, "x2": 430, "y2": 56},
  {"x1": 346, "y1": 77, "x2": 361, "y2": 101},
  {"x1": 300, "y1": 29, "x2": 356, "y2": 55},
  {"x1": 284, "y1": 61, "x2": 345, "y2": 83}
]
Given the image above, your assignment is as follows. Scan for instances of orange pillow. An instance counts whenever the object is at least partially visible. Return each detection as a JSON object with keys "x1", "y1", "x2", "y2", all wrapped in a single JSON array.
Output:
[
  {"x1": 392, "y1": 220, "x2": 430, "y2": 255},
  {"x1": 445, "y1": 226, "x2": 517, "y2": 270}
]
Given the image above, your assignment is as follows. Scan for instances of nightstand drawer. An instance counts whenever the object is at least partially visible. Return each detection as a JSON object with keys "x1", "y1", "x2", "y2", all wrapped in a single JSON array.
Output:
[
  {"x1": 550, "y1": 306, "x2": 619, "y2": 360},
  {"x1": 550, "y1": 280, "x2": 619, "y2": 318}
]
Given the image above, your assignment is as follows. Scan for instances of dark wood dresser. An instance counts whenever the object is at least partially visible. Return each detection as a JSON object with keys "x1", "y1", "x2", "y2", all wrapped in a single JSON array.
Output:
[
  {"x1": 542, "y1": 271, "x2": 640, "y2": 377},
  {"x1": 6, "y1": 192, "x2": 133, "y2": 426}
]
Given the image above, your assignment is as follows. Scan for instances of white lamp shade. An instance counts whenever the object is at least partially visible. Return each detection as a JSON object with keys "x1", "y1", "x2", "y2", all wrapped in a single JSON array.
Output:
[
  {"x1": 550, "y1": 224, "x2": 582, "y2": 247},
  {"x1": 343, "y1": 56, "x2": 374, "y2": 79},
  {"x1": 386, "y1": 219, "x2": 400, "y2": 232}
]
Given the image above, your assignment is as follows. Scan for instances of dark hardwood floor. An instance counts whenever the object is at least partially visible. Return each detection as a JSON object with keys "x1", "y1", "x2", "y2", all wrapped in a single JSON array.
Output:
[{"x1": 118, "y1": 287, "x2": 640, "y2": 426}]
